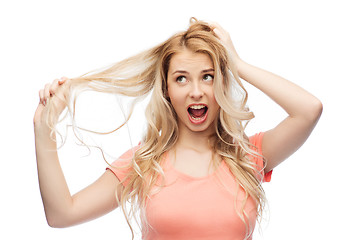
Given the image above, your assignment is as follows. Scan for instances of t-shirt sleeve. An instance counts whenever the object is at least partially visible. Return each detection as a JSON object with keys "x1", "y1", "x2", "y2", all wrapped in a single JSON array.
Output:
[
  {"x1": 249, "y1": 132, "x2": 272, "y2": 182},
  {"x1": 106, "y1": 145, "x2": 140, "y2": 186}
]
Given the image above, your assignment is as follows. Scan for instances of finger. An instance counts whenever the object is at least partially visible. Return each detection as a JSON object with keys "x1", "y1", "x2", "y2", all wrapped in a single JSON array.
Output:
[
  {"x1": 208, "y1": 23, "x2": 225, "y2": 40},
  {"x1": 209, "y1": 22, "x2": 222, "y2": 31},
  {"x1": 58, "y1": 76, "x2": 68, "y2": 85},
  {"x1": 49, "y1": 78, "x2": 60, "y2": 97},
  {"x1": 44, "y1": 83, "x2": 51, "y2": 104},
  {"x1": 207, "y1": 21, "x2": 218, "y2": 27},
  {"x1": 212, "y1": 27, "x2": 221, "y2": 37},
  {"x1": 39, "y1": 89, "x2": 45, "y2": 106}
]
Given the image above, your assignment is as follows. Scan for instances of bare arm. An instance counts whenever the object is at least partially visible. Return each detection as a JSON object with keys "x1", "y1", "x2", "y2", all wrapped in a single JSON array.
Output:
[
  {"x1": 234, "y1": 61, "x2": 322, "y2": 172},
  {"x1": 34, "y1": 78, "x2": 120, "y2": 228},
  {"x1": 212, "y1": 23, "x2": 323, "y2": 172}
]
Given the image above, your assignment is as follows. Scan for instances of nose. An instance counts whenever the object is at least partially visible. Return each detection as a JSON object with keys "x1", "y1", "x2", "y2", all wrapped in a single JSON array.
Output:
[{"x1": 189, "y1": 81, "x2": 204, "y2": 100}]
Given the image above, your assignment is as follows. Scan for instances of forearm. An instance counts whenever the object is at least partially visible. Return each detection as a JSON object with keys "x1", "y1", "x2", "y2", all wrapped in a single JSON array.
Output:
[
  {"x1": 34, "y1": 123, "x2": 73, "y2": 226},
  {"x1": 34, "y1": 78, "x2": 121, "y2": 228},
  {"x1": 235, "y1": 58, "x2": 322, "y2": 121}
]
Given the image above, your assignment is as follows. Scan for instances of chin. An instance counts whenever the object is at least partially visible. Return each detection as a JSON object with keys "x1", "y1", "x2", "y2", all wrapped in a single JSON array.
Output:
[{"x1": 186, "y1": 121, "x2": 216, "y2": 134}]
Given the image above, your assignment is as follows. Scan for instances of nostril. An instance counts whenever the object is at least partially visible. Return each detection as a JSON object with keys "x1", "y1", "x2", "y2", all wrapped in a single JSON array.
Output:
[{"x1": 190, "y1": 90, "x2": 204, "y2": 98}]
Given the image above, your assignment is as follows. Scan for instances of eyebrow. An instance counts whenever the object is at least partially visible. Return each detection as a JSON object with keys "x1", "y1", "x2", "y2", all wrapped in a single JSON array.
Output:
[{"x1": 172, "y1": 68, "x2": 214, "y2": 75}]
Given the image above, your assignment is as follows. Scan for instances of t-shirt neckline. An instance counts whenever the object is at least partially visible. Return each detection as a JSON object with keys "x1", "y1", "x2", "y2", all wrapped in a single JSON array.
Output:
[{"x1": 163, "y1": 151, "x2": 225, "y2": 181}]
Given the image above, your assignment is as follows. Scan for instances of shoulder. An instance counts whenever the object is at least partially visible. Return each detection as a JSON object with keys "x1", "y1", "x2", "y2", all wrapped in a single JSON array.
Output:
[
  {"x1": 248, "y1": 132, "x2": 272, "y2": 182},
  {"x1": 249, "y1": 132, "x2": 264, "y2": 154},
  {"x1": 106, "y1": 144, "x2": 141, "y2": 183}
]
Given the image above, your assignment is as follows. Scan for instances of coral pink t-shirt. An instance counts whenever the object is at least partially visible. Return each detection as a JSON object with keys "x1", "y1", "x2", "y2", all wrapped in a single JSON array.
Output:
[{"x1": 107, "y1": 133, "x2": 272, "y2": 239}]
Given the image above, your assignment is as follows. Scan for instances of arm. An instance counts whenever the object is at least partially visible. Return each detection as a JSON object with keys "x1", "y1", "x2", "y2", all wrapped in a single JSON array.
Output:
[
  {"x1": 235, "y1": 61, "x2": 322, "y2": 173},
  {"x1": 211, "y1": 23, "x2": 323, "y2": 173},
  {"x1": 34, "y1": 78, "x2": 120, "y2": 228}
]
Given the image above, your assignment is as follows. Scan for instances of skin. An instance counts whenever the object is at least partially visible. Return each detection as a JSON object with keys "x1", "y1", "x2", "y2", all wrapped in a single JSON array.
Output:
[
  {"x1": 166, "y1": 49, "x2": 222, "y2": 177},
  {"x1": 210, "y1": 22, "x2": 322, "y2": 172},
  {"x1": 34, "y1": 78, "x2": 120, "y2": 227},
  {"x1": 34, "y1": 23, "x2": 322, "y2": 228}
]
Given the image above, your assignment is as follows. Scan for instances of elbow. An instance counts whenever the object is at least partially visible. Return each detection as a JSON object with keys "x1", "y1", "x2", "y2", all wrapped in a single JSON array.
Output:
[
  {"x1": 302, "y1": 97, "x2": 323, "y2": 124},
  {"x1": 46, "y1": 217, "x2": 61, "y2": 228},
  {"x1": 45, "y1": 213, "x2": 73, "y2": 228},
  {"x1": 294, "y1": 97, "x2": 323, "y2": 124},
  {"x1": 46, "y1": 217, "x2": 68, "y2": 228},
  {"x1": 47, "y1": 220, "x2": 61, "y2": 229},
  {"x1": 310, "y1": 98, "x2": 323, "y2": 122}
]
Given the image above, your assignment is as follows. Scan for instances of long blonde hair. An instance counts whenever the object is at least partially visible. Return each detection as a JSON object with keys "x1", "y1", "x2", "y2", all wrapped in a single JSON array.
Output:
[{"x1": 45, "y1": 18, "x2": 266, "y2": 239}]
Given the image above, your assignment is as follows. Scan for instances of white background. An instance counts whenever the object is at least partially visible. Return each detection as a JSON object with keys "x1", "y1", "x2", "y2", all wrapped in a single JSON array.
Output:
[{"x1": 1, "y1": 0, "x2": 359, "y2": 239}]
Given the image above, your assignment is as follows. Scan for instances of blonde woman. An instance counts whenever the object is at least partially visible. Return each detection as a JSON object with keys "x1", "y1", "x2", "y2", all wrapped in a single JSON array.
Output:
[{"x1": 34, "y1": 19, "x2": 322, "y2": 239}]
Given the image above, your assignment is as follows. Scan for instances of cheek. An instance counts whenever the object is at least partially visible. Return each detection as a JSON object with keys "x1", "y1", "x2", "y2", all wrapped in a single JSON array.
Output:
[
  {"x1": 208, "y1": 88, "x2": 219, "y2": 106},
  {"x1": 167, "y1": 88, "x2": 182, "y2": 108},
  {"x1": 168, "y1": 84, "x2": 185, "y2": 103},
  {"x1": 167, "y1": 87, "x2": 175, "y2": 102},
  {"x1": 170, "y1": 95, "x2": 183, "y2": 109}
]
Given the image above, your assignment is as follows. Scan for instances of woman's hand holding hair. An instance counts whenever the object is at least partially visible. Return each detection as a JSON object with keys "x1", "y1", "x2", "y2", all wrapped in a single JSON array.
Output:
[
  {"x1": 34, "y1": 76, "x2": 70, "y2": 127},
  {"x1": 34, "y1": 76, "x2": 75, "y2": 226},
  {"x1": 34, "y1": 76, "x2": 120, "y2": 228}
]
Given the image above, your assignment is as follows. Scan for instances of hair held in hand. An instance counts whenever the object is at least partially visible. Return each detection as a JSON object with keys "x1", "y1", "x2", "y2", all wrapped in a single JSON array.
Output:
[{"x1": 44, "y1": 18, "x2": 266, "y2": 238}]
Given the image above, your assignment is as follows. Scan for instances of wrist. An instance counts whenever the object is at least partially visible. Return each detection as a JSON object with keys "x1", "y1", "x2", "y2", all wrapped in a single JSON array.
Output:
[
  {"x1": 232, "y1": 58, "x2": 248, "y2": 77},
  {"x1": 34, "y1": 108, "x2": 60, "y2": 134},
  {"x1": 34, "y1": 120, "x2": 57, "y2": 140}
]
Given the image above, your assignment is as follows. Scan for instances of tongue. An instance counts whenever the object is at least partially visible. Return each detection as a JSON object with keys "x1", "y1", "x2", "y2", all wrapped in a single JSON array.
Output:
[{"x1": 189, "y1": 108, "x2": 206, "y2": 117}]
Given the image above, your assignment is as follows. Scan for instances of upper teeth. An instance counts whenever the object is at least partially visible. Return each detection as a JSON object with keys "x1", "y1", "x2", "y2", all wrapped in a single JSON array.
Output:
[{"x1": 190, "y1": 105, "x2": 205, "y2": 109}]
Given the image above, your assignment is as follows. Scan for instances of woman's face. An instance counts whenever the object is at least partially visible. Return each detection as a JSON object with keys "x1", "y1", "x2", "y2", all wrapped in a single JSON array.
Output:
[{"x1": 166, "y1": 48, "x2": 220, "y2": 135}]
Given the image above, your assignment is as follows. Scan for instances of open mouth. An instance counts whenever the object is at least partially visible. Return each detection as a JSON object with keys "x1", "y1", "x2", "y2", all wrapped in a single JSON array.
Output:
[{"x1": 187, "y1": 104, "x2": 208, "y2": 123}]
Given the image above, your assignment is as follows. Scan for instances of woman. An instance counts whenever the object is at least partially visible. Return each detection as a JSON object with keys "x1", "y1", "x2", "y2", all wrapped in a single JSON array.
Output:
[{"x1": 34, "y1": 19, "x2": 322, "y2": 239}]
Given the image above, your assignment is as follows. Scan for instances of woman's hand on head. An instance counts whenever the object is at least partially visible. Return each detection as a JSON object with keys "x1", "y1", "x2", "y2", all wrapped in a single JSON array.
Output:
[
  {"x1": 209, "y1": 22, "x2": 241, "y2": 62},
  {"x1": 34, "y1": 77, "x2": 70, "y2": 126}
]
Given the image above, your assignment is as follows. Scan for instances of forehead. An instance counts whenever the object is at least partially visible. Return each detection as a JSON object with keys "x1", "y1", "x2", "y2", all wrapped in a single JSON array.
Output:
[{"x1": 168, "y1": 49, "x2": 214, "y2": 72}]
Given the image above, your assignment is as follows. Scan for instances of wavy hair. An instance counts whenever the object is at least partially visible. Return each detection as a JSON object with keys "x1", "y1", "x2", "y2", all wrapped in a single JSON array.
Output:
[{"x1": 44, "y1": 18, "x2": 266, "y2": 239}]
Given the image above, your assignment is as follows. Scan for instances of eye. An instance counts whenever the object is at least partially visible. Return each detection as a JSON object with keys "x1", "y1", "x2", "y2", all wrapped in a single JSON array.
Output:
[
  {"x1": 203, "y1": 74, "x2": 214, "y2": 82},
  {"x1": 176, "y1": 76, "x2": 187, "y2": 83}
]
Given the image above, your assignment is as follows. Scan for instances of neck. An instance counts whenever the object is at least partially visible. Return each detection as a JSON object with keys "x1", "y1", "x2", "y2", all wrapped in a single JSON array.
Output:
[{"x1": 175, "y1": 125, "x2": 216, "y2": 153}]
